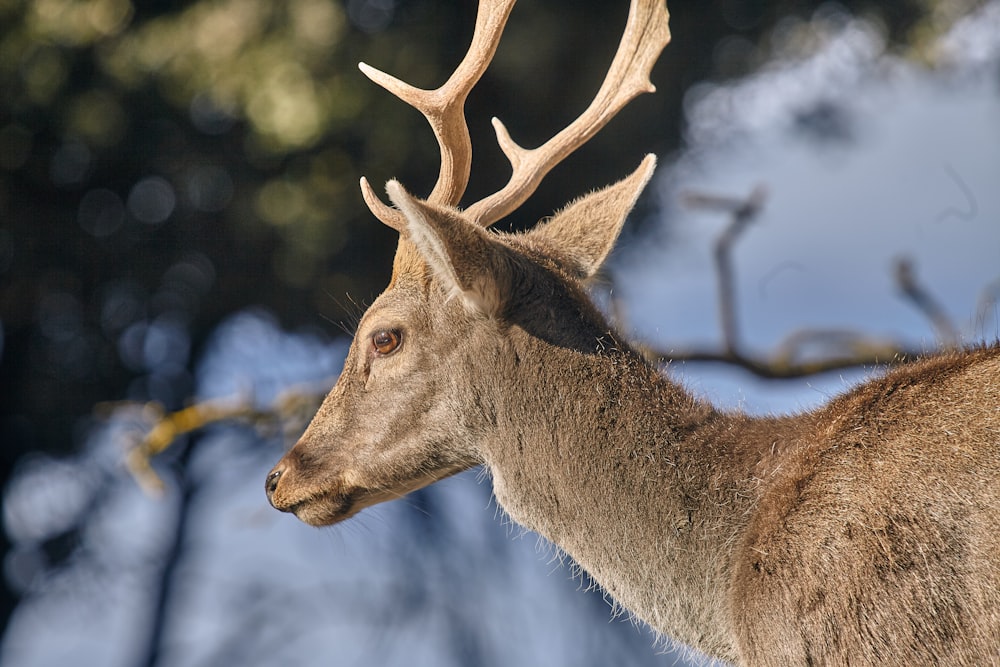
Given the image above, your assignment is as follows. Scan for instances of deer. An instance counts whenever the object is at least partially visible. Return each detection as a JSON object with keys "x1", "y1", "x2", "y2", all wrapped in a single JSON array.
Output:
[{"x1": 264, "y1": 0, "x2": 1000, "y2": 663}]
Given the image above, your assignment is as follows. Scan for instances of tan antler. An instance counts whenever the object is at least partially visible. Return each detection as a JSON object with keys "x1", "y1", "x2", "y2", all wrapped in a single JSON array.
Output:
[
  {"x1": 358, "y1": 0, "x2": 516, "y2": 231},
  {"x1": 359, "y1": 0, "x2": 671, "y2": 229}
]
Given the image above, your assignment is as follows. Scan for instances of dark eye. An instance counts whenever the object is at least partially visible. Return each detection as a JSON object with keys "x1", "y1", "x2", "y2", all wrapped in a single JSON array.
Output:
[{"x1": 372, "y1": 329, "x2": 401, "y2": 356}]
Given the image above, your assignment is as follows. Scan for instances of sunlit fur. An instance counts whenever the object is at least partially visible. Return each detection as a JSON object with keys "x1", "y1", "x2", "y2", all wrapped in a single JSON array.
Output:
[{"x1": 267, "y1": 158, "x2": 1000, "y2": 664}]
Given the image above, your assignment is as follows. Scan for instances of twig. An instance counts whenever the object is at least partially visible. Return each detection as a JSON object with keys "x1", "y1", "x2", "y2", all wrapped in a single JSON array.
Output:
[
  {"x1": 682, "y1": 185, "x2": 768, "y2": 355},
  {"x1": 935, "y1": 163, "x2": 978, "y2": 224},
  {"x1": 122, "y1": 398, "x2": 254, "y2": 496},
  {"x1": 634, "y1": 342, "x2": 916, "y2": 380},
  {"x1": 974, "y1": 276, "x2": 1000, "y2": 335},
  {"x1": 893, "y1": 257, "x2": 960, "y2": 348},
  {"x1": 111, "y1": 381, "x2": 332, "y2": 497},
  {"x1": 135, "y1": 438, "x2": 196, "y2": 667}
]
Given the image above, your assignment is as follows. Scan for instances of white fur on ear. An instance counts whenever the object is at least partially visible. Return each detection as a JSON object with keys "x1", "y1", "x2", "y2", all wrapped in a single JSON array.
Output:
[{"x1": 386, "y1": 180, "x2": 505, "y2": 316}]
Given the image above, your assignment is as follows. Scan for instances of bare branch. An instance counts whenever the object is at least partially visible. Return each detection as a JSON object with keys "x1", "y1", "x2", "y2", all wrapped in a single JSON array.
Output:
[
  {"x1": 682, "y1": 185, "x2": 767, "y2": 355},
  {"x1": 636, "y1": 342, "x2": 919, "y2": 380},
  {"x1": 894, "y1": 256, "x2": 960, "y2": 348},
  {"x1": 935, "y1": 163, "x2": 978, "y2": 224},
  {"x1": 974, "y1": 276, "x2": 1000, "y2": 334},
  {"x1": 617, "y1": 186, "x2": 961, "y2": 380},
  {"x1": 111, "y1": 384, "x2": 330, "y2": 496}
]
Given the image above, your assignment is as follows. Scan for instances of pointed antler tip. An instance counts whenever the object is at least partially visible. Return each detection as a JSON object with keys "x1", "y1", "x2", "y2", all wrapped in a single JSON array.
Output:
[
  {"x1": 358, "y1": 61, "x2": 420, "y2": 101},
  {"x1": 360, "y1": 177, "x2": 407, "y2": 231},
  {"x1": 491, "y1": 117, "x2": 526, "y2": 163},
  {"x1": 358, "y1": 62, "x2": 378, "y2": 80},
  {"x1": 490, "y1": 117, "x2": 508, "y2": 138},
  {"x1": 360, "y1": 175, "x2": 382, "y2": 200}
]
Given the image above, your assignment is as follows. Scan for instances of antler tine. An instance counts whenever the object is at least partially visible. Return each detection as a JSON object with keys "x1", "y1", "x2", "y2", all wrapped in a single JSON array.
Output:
[
  {"x1": 359, "y1": 0, "x2": 517, "y2": 231},
  {"x1": 465, "y1": 0, "x2": 671, "y2": 228}
]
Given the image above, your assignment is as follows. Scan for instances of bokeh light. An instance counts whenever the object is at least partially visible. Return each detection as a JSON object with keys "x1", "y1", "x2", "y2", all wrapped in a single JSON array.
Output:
[
  {"x1": 185, "y1": 165, "x2": 233, "y2": 212},
  {"x1": 127, "y1": 176, "x2": 176, "y2": 225},
  {"x1": 78, "y1": 188, "x2": 125, "y2": 237},
  {"x1": 50, "y1": 141, "x2": 92, "y2": 187}
]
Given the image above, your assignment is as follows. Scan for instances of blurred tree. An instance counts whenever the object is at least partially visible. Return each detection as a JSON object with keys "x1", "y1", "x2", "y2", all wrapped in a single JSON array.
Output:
[{"x1": 0, "y1": 0, "x2": 954, "y2": 650}]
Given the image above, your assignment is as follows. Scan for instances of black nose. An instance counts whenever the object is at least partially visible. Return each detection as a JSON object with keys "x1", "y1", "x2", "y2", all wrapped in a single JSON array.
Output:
[{"x1": 265, "y1": 468, "x2": 282, "y2": 502}]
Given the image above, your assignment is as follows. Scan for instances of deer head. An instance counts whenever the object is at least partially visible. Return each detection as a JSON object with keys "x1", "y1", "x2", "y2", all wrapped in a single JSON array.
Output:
[{"x1": 265, "y1": 0, "x2": 671, "y2": 527}]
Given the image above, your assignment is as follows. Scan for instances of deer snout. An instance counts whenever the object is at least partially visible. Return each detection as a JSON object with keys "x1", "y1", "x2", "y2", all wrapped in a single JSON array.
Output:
[{"x1": 265, "y1": 466, "x2": 286, "y2": 510}]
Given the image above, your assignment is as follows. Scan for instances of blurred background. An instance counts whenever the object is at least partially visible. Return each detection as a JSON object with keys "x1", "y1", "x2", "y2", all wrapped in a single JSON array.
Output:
[{"x1": 1, "y1": 0, "x2": 998, "y2": 665}]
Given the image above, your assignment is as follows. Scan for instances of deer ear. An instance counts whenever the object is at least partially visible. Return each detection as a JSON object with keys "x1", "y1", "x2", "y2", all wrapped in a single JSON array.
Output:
[
  {"x1": 527, "y1": 154, "x2": 656, "y2": 280},
  {"x1": 387, "y1": 180, "x2": 509, "y2": 315}
]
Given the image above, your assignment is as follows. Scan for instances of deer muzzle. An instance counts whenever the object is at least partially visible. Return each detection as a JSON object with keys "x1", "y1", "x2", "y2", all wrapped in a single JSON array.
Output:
[{"x1": 264, "y1": 457, "x2": 361, "y2": 526}]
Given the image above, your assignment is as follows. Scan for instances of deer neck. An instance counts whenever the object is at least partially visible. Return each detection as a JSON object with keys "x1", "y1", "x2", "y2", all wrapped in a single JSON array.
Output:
[{"x1": 479, "y1": 335, "x2": 762, "y2": 661}]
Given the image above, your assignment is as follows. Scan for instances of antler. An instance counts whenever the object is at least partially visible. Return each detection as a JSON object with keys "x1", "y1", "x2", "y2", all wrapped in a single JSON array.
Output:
[
  {"x1": 359, "y1": 0, "x2": 671, "y2": 230},
  {"x1": 358, "y1": 0, "x2": 516, "y2": 231},
  {"x1": 466, "y1": 0, "x2": 670, "y2": 227}
]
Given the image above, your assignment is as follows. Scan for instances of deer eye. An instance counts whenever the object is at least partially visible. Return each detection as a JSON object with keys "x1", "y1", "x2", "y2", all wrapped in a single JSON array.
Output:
[{"x1": 372, "y1": 329, "x2": 401, "y2": 356}]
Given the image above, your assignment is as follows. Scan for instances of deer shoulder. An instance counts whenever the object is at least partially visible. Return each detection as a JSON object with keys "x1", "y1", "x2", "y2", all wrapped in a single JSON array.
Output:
[{"x1": 733, "y1": 346, "x2": 1000, "y2": 663}]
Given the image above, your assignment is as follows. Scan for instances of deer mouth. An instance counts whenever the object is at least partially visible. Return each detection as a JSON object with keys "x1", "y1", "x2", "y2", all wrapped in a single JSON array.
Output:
[
  {"x1": 266, "y1": 463, "x2": 467, "y2": 526},
  {"x1": 266, "y1": 469, "x2": 363, "y2": 526},
  {"x1": 277, "y1": 482, "x2": 410, "y2": 527},
  {"x1": 285, "y1": 490, "x2": 363, "y2": 527}
]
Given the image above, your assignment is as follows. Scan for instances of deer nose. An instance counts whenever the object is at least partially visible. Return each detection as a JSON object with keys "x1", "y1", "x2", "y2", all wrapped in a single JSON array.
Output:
[{"x1": 265, "y1": 467, "x2": 283, "y2": 505}]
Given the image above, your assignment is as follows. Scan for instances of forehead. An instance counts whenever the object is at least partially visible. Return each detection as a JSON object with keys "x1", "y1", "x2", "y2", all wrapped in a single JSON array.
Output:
[{"x1": 357, "y1": 275, "x2": 430, "y2": 331}]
